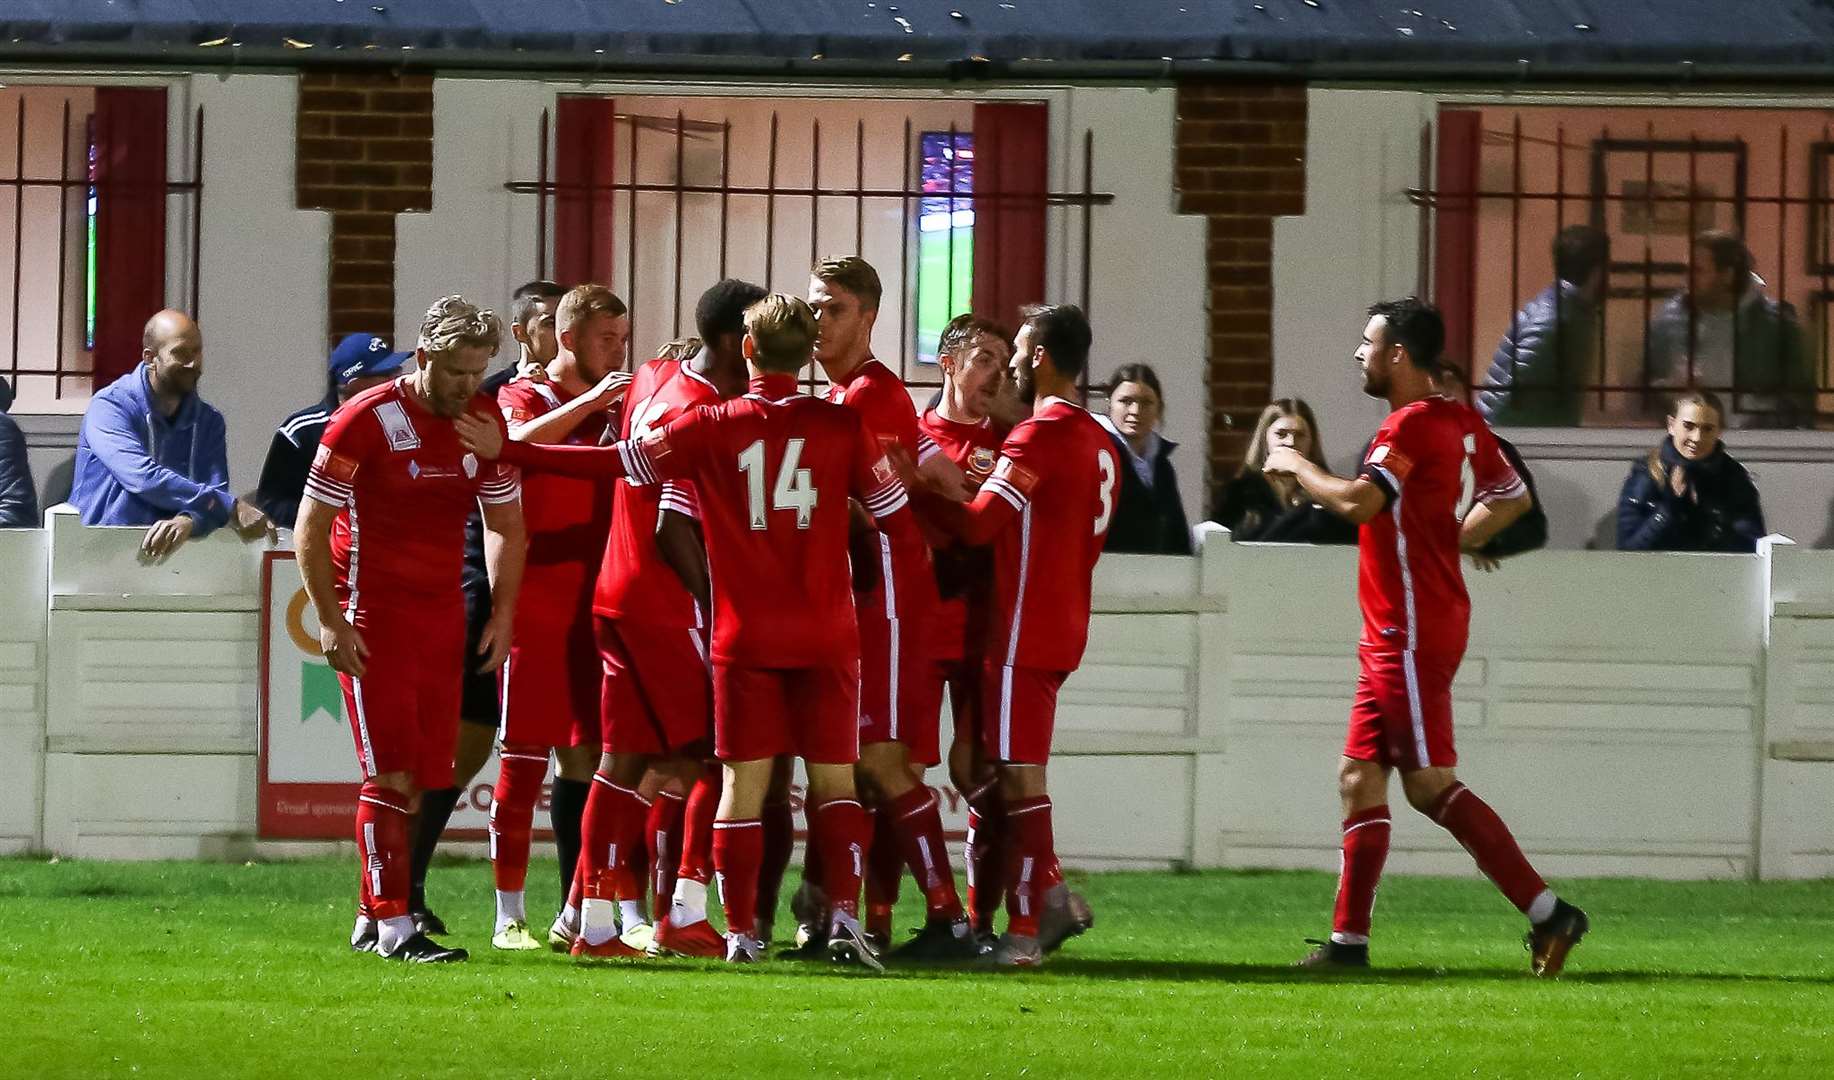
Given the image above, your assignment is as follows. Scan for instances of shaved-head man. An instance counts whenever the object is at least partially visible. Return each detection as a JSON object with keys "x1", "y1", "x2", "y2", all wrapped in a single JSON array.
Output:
[{"x1": 72, "y1": 309, "x2": 273, "y2": 561}]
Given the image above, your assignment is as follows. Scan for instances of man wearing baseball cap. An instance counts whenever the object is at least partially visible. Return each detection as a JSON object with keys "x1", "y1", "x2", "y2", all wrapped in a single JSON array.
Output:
[{"x1": 254, "y1": 333, "x2": 409, "y2": 529}]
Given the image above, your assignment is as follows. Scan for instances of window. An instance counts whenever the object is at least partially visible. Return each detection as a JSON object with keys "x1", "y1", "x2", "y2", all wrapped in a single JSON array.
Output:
[
  {"x1": 914, "y1": 131, "x2": 974, "y2": 368},
  {"x1": 1426, "y1": 105, "x2": 1834, "y2": 430}
]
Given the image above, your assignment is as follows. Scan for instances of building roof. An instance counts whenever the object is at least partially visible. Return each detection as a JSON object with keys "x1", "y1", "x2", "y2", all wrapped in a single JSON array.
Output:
[{"x1": 7, "y1": 1, "x2": 1834, "y2": 82}]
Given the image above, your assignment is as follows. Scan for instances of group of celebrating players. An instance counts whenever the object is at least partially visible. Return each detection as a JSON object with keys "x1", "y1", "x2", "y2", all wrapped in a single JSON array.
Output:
[{"x1": 292, "y1": 253, "x2": 1591, "y2": 977}]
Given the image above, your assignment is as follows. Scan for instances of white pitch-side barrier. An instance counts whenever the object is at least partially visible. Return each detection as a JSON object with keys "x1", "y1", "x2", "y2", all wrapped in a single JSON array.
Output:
[{"x1": 6, "y1": 510, "x2": 1834, "y2": 880}]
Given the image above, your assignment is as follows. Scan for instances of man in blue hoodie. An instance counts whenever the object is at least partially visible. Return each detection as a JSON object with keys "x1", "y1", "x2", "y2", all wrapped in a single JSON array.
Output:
[{"x1": 71, "y1": 309, "x2": 272, "y2": 560}]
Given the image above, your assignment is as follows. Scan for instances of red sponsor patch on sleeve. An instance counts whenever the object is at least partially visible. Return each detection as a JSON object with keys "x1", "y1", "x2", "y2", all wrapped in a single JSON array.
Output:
[
  {"x1": 992, "y1": 455, "x2": 1040, "y2": 496},
  {"x1": 312, "y1": 443, "x2": 360, "y2": 484}
]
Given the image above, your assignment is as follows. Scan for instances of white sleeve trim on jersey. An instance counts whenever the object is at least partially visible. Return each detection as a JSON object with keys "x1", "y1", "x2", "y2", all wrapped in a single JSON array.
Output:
[
  {"x1": 620, "y1": 440, "x2": 660, "y2": 485},
  {"x1": 658, "y1": 481, "x2": 700, "y2": 520},
  {"x1": 1365, "y1": 462, "x2": 1400, "y2": 494},
  {"x1": 302, "y1": 474, "x2": 352, "y2": 508},
  {"x1": 916, "y1": 432, "x2": 943, "y2": 465},
  {"x1": 1476, "y1": 476, "x2": 1529, "y2": 503},
  {"x1": 863, "y1": 479, "x2": 910, "y2": 520},
  {"x1": 982, "y1": 475, "x2": 1028, "y2": 511},
  {"x1": 478, "y1": 476, "x2": 522, "y2": 505}
]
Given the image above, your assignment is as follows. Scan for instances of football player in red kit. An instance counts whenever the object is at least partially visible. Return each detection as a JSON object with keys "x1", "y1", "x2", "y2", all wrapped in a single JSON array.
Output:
[
  {"x1": 916, "y1": 313, "x2": 1013, "y2": 945},
  {"x1": 458, "y1": 294, "x2": 919, "y2": 968},
  {"x1": 1265, "y1": 297, "x2": 1588, "y2": 976},
  {"x1": 799, "y1": 256, "x2": 978, "y2": 960},
  {"x1": 571, "y1": 279, "x2": 767, "y2": 962},
  {"x1": 296, "y1": 295, "x2": 527, "y2": 963},
  {"x1": 486, "y1": 284, "x2": 632, "y2": 952},
  {"x1": 918, "y1": 304, "x2": 1119, "y2": 968}
]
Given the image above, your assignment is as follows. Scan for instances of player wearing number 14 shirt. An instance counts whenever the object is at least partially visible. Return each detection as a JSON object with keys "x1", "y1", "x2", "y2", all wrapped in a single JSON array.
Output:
[
  {"x1": 1264, "y1": 298, "x2": 1589, "y2": 977},
  {"x1": 457, "y1": 295, "x2": 915, "y2": 968},
  {"x1": 919, "y1": 304, "x2": 1120, "y2": 968}
]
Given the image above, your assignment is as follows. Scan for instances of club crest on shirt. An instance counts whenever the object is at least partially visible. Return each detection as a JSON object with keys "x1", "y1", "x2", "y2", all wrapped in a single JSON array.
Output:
[
  {"x1": 872, "y1": 456, "x2": 897, "y2": 486},
  {"x1": 374, "y1": 400, "x2": 421, "y2": 452},
  {"x1": 968, "y1": 446, "x2": 997, "y2": 477}
]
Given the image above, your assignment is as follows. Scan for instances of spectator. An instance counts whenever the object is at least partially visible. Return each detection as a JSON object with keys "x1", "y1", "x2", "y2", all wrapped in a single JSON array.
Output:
[
  {"x1": 1095, "y1": 363, "x2": 1192, "y2": 555},
  {"x1": 1647, "y1": 230, "x2": 1811, "y2": 429},
  {"x1": 1436, "y1": 364, "x2": 1548, "y2": 560},
  {"x1": 1617, "y1": 389, "x2": 1765, "y2": 553},
  {"x1": 1478, "y1": 224, "x2": 1608, "y2": 427},
  {"x1": 70, "y1": 309, "x2": 272, "y2": 561},
  {"x1": 0, "y1": 375, "x2": 38, "y2": 527},
  {"x1": 253, "y1": 333, "x2": 408, "y2": 530},
  {"x1": 1211, "y1": 399, "x2": 1356, "y2": 545}
]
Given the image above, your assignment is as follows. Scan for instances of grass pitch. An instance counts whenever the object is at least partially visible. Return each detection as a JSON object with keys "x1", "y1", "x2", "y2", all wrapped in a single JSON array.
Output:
[{"x1": 2, "y1": 858, "x2": 1832, "y2": 1078}]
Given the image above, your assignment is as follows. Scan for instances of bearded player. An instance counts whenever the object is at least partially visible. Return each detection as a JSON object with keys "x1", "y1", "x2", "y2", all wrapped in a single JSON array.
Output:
[
  {"x1": 916, "y1": 313, "x2": 1013, "y2": 945},
  {"x1": 296, "y1": 295, "x2": 526, "y2": 962},
  {"x1": 1265, "y1": 298, "x2": 1589, "y2": 975},
  {"x1": 917, "y1": 303, "x2": 1117, "y2": 968},
  {"x1": 458, "y1": 294, "x2": 918, "y2": 968},
  {"x1": 570, "y1": 278, "x2": 767, "y2": 961},
  {"x1": 486, "y1": 284, "x2": 633, "y2": 951}
]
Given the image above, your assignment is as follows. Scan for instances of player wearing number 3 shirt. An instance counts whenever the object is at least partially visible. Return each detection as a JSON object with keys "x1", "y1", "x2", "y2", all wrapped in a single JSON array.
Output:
[
  {"x1": 919, "y1": 304, "x2": 1119, "y2": 969},
  {"x1": 1266, "y1": 298, "x2": 1588, "y2": 977},
  {"x1": 456, "y1": 295, "x2": 913, "y2": 969}
]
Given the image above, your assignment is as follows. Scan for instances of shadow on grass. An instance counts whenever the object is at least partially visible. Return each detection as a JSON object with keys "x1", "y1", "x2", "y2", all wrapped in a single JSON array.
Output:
[{"x1": 1039, "y1": 956, "x2": 1834, "y2": 986}]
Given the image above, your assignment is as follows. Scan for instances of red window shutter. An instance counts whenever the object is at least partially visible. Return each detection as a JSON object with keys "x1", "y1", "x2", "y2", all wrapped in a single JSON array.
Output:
[
  {"x1": 1433, "y1": 109, "x2": 1482, "y2": 370},
  {"x1": 971, "y1": 102, "x2": 1048, "y2": 331},
  {"x1": 554, "y1": 96, "x2": 618, "y2": 287},
  {"x1": 91, "y1": 87, "x2": 168, "y2": 389}
]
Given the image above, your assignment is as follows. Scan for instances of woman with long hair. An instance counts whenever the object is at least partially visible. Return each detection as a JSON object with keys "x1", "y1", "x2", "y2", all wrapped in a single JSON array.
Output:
[{"x1": 1210, "y1": 398, "x2": 1356, "y2": 544}]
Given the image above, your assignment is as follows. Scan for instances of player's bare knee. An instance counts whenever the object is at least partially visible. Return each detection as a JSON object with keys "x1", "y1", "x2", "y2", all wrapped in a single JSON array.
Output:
[
  {"x1": 606, "y1": 753, "x2": 649, "y2": 787},
  {"x1": 1337, "y1": 758, "x2": 1386, "y2": 811},
  {"x1": 1400, "y1": 767, "x2": 1456, "y2": 815},
  {"x1": 805, "y1": 762, "x2": 859, "y2": 805},
  {"x1": 373, "y1": 771, "x2": 416, "y2": 797},
  {"x1": 720, "y1": 759, "x2": 773, "y2": 818},
  {"x1": 451, "y1": 723, "x2": 495, "y2": 785},
  {"x1": 554, "y1": 742, "x2": 597, "y2": 781},
  {"x1": 858, "y1": 741, "x2": 915, "y2": 798},
  {"x1": 997, "y1": 762, "x2": 1046, "y2": 800}
]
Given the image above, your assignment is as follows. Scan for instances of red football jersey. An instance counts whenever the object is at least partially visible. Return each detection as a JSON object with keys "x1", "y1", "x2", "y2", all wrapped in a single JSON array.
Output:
[
  {"x1": 305, "y1": 378, "x2": 519, "y2": 603},
  {"x1": 593, "y1": 357, "x2": 722, "y2": 628},
  {"x1": 917, "y1": 408, "x2": 1006, "y2": 661},
  {"x1": 1356, "y1": 395, "x2": 1526, "y2": 658},
  {"x1": 978, "y1": 398, "x2": 1121, "y2": 672},
  {"x1": 630, "y1": 373, "x2": 914, "y2": 667},
  {"x1": 496, "y1": 377, "x2": 617, "y2": 615}
]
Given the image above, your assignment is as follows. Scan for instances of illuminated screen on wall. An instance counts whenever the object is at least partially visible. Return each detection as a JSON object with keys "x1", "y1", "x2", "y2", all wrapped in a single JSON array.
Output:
[{"x1": 915, "y1": 131, "x2": 973, "y2": 366}]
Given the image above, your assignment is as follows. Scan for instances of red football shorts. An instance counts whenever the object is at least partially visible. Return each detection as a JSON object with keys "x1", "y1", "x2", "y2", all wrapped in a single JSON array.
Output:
[
  {"x1": 928, "y1": 658, "x2": 983, "y2": 749},
  {"x1": 713, "y1": 660, "x2": 861, "y2": 765},
  {"x1": 982, "y1": 663, "x2": 1068, "y2": 766},
  {"x1": 340, "y1": 595, "x2": 466, "y2": 790},
  {"x1": 1344, "y1": 648, "x2": 1460, "y2": 771},
  {"x1": 857, "y1": 606, "x2": 942, "y2": 765},
  {"x1": 498, "y1": 608, "x2": 601, "y2": 749},
  {"x1": 597, "y1": 616, "x2": 712, "y2": 757}
]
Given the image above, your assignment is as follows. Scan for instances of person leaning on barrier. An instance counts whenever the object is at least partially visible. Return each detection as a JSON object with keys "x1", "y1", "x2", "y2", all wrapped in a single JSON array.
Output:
[
  {"x1": 1210, "y1": 398, "x2": 1356, "y2": 545},
  {"x1": 1096, "y1": 363, "x2": 1192, "y2": 555},
  {"x1": 1478, "y1": 224, "x2": 1608, "y2": 428},
  {"x1": 1617, "y1": 389, "x2": 1766, "y2": 553},
  {"x1": 253, "y1": 333, "x2": 409, "y2": 530},
  {"x1": 0, "y1": 375, "x2": 38, "y2": 527},
  {"x1": 1647, "y1": 230, "x2": 1811, "y2": 429},
  {"x1": 70, "y1": 309, "x2": 273, "y2": 561}
]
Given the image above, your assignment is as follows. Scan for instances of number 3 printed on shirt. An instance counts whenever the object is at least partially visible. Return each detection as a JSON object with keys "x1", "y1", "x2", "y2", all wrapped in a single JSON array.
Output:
[
  {"x1": 738, "y1": 438, "x2": 818, "y2": 530},
  {"x1": 1095, "y1": 448, "x2": 1117, "y2": 534}
]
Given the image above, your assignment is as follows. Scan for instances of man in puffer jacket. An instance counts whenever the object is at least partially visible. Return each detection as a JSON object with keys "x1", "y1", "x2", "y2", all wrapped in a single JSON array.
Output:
[
  {"x1": 0, "y1": 374, "x2": 38, "y2": 527},
  {"x1": 1617, "y1": 389, "x2": 1765, "y2": 553},
  {"x1": 1478, "y1": 225, "x2": 1608, "y2": 428},
  {"x1": 71, "y1": 309, "x2": 272, "y2": 560}
]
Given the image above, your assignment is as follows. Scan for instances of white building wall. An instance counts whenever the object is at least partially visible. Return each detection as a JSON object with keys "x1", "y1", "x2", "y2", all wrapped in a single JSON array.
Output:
[{"x1": 1275, "y1": 87, "x2": 1834, "y2": 548}]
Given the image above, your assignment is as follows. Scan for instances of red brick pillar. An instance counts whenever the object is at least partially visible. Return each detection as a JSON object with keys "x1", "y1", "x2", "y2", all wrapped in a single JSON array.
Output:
[
  {"x1": 295, "y1": 72, "x2": 434, "y2": 349},
  {"x1": 1174, "y1": 82, "x2": 1307, "y2": 500}
]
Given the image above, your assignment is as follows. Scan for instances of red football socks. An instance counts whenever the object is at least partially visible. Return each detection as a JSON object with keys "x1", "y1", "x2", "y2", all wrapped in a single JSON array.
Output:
[
  {"x1": 647, "y1": 789, "x2": 687, "y2": 911},
  {"x1": 579, "y1": 771, "x2": 651, "y2": 903},
  {"x1": 1430, "y1": 782, "x2": 1549, "y2": 915},
  {"x1": 355, "y1": 782, "x2": 411, "y2": 920},
  {"x1": 678, "y1": 772, "x2": 722, "y2": 888},
  {"x1": 712, "y1": 818, "x2": 764, "y2": 937},
  {"x1": 810, "y1": 798, "x2": 869, "y2": 921},
  {"x1": 756, "y1": 794, "x2": 795, "y2": 927},
  {"x1": 1003, "y1": 795, "x2": 1057, "y2": 939},
  {"x1": 864, "y1": 806, "x2": 902, "y2": 938},
  {"x1": 963, "y1": 780, "x2": 1006, "y2": 934},
  {"x1": 1331, "y1": 805, "x2": 1392, "y2": 942},
  {"x1": 489, "y1": 745, "x2": 550, "y2": 893},
  {"x1": 888, "y1": 785, "x2": 964, "y2": 921}
]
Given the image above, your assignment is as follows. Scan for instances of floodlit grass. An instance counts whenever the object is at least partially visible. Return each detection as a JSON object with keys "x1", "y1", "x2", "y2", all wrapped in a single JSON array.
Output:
[{"x1": 2, "y1": 857, "x2": 1832, "y2": 1078}]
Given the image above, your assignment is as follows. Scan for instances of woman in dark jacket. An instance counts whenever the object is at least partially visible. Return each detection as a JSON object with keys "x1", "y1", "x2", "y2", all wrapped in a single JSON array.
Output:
[
  {"x1": 1096, "y1": 364, "x2": 1192, "y2": 555},
  {"x1": 1617, "y1": 390, "x2": 1766, "y2": 553},
  {"x1": 1211, "y1": 398, "x2": 1357, "y2": 544}
]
